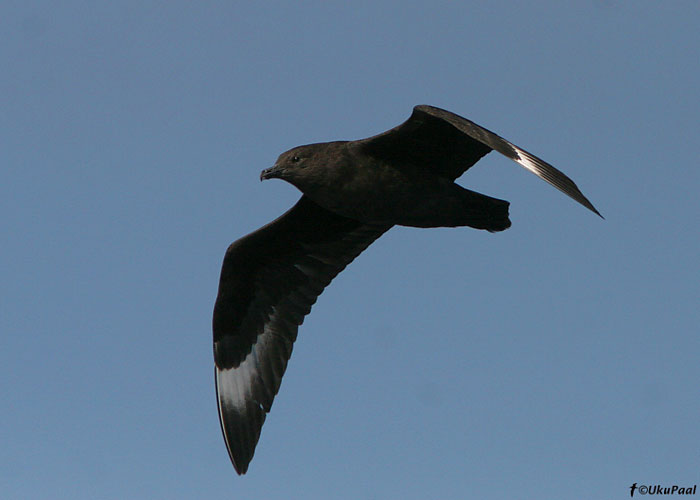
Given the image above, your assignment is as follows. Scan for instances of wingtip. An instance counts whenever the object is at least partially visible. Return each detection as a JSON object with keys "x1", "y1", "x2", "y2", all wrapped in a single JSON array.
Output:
[
  {"x1": 215, "y1": 364, "x2": 261, "y2": 477},
  {"x1": 221, "y1": 423, "x2": 255, "y2": 476},
  {"x1": 233, "y1": 461, "x2": 249, "y2": 475},
  {"x1": 579, "y1": 196, "x2": 604, "y2": 219}
]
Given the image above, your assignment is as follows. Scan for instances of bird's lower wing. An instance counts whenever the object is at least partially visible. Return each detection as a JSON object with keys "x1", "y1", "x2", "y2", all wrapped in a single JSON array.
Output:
[{"x1": 213, "y1": 195, "x2": 391, "y2": 474}]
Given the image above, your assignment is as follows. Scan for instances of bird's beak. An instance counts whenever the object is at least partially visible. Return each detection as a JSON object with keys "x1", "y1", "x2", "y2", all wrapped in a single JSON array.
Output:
[{"x1": 260, "y1": 165, "x2": 284, "y2": 181}]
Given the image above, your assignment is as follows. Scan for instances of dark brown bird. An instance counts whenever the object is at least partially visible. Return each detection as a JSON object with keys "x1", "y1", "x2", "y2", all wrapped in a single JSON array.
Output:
[{"x1": 213, "y1": 105, "x2": 601, "y2": 474}]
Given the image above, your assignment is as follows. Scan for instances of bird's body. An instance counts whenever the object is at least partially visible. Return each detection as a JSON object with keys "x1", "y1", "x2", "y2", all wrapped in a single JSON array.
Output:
[
  {"x1": 214, "y1": 105, "x2": 601, "y2": 474},
  {"x1": 265, "y1": 140, "x2": 510, "y2": 230}
]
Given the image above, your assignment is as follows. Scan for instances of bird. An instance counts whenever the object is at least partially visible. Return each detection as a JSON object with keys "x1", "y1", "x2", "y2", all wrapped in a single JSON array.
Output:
[{"x1": 213, "y1": 104, "x2": 601, "y2": 474}]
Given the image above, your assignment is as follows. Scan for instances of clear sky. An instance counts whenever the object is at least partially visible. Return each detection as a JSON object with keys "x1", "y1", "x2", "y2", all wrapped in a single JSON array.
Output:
[{"x1": 2, "y1": 2, "x2": 698, "y2": 499}]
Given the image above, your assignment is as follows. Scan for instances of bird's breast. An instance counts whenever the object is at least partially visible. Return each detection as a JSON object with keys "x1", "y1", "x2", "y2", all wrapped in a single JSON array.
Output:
[{"x1": 302, "y1": 159, "x2": 446, "y2": 224}]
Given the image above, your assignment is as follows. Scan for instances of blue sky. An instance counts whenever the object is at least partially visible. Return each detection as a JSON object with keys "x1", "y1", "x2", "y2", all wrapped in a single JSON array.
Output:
[{"x1": 2, "y1": 2, "x2": 698, "y2": 499}]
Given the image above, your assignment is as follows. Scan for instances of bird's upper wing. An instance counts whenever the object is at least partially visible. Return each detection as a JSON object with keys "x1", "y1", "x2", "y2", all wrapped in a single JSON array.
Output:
[
  {"x1": 356, "y1": 104, "x2": 601, "y2": 216},
  {"x1": 213, "y1": 195, "x2": 391, "y2": 474}
]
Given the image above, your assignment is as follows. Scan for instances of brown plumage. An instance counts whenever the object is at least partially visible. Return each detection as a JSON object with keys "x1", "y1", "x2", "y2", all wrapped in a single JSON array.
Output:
[{"x1": 213, "y1": 105, "x2": 601, "y2": 474}]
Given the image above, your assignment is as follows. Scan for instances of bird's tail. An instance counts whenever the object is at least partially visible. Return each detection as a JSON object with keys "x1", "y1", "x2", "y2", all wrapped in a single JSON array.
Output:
[
  {"x1": 461, "y1": 189, "x2": 511, "y2": 232},
  {"x1": 397, "y1": 185, "x2": 511, "y2": 232}
]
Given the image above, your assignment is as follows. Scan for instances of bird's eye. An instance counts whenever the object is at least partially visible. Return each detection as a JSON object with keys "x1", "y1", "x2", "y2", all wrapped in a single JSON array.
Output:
[{"x1": 291, "y1": 156, "x2": 300, "y2": 163}]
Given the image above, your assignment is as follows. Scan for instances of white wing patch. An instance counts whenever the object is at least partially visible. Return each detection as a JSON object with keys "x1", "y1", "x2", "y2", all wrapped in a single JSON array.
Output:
[
  {"x1": 216, "y1": 306, "x2": 290, "y2": 415},
  {"x1": 512, "y1": 146, "x2": 543, "y2": 177}
]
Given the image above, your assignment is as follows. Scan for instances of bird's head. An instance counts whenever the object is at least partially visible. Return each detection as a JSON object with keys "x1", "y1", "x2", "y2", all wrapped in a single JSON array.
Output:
[
  {"x1": 261, "y1": 141, "x2": 350, "y2": 197},
  {"x1": 260, "y1": 146, "x2": 314, "y2": 184}
]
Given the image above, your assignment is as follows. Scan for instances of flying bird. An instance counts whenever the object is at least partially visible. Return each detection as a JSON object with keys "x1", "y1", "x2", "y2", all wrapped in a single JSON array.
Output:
[{"x1": 213, "y1": 105, "x2": 601, "y2": 474}]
